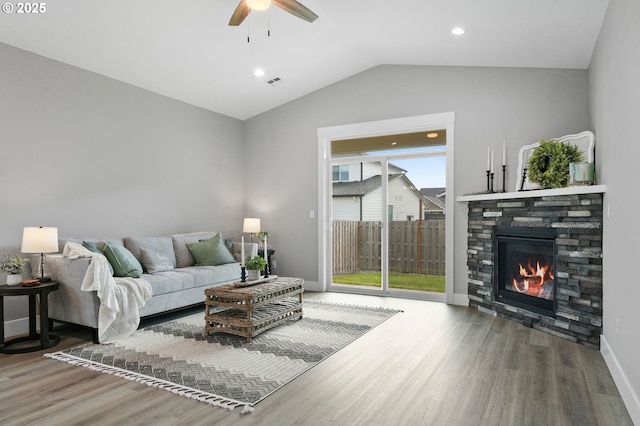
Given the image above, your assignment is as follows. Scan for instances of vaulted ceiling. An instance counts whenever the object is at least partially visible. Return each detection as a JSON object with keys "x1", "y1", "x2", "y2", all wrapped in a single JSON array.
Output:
[{"x1": 0, "y1": 0, "x2": 609, "y2": 120}]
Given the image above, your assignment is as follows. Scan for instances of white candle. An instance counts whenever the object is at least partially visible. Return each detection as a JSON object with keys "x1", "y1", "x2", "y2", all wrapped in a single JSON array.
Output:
[
  {"x1": 502, "y1": 141, "x2": 506, "y2": 166},
  {"x1": 264, "y1": 236, "x2": 268, "y2": 262},
  {"x1": 487, "y1": 147, "x2": 490, "y2": 171},
  {"x1": 241, "y1": 236, "x2": 245, "y2": 266},
  {"x1": 490, "y1": 149, "x2": 494, "y2": 173}
]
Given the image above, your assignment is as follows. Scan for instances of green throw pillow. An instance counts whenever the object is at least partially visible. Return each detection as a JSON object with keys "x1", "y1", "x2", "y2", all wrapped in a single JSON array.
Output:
[
  {"x1": 103, "y1": 243, "x2": 143, "y2": 278},
  {"x1": 83, "y1": 240, "x2": 115, "y2": 275},
  {"x1": 187, "y1": 234, "x2": 236, "y2": 266},
  {"x1": 82, "y1": 240, "x2": 103, "y2": 253}
]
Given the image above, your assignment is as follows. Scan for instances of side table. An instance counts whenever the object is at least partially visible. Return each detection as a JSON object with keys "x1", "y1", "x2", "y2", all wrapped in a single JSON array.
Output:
[
  {"x1": 257, "y1": 247, "x2": 276, "y2": 274},
  {"x1": 0, "y1": 281, "x2": 60, "y2": 354}
]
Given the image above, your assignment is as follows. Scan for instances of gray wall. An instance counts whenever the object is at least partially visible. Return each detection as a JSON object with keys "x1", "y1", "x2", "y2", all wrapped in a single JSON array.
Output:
[
  {"x1": 589, "y1": 0, "x2": 640, "y2": 419},
  {"x1": 243, "y1": 65, "x2": 590, "y2": 297},
  {"x1": 0, "y1": 43, "x2": 244, "y2": 322}
]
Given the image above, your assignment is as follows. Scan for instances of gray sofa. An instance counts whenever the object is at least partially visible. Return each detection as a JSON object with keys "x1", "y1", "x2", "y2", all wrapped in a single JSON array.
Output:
[{"x1": 45, "y1": 232, "x2": 257, "y2": 341}]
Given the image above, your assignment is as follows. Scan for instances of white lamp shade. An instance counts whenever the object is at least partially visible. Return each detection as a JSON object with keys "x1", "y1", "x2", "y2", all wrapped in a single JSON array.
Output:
[
  {"x1": 243, "y1": 218, "x2": 261, "y2": 233},
  {"x1": 21, "y1": 227, "x2": 59, "y2": 254},
  {"x1": 246, "y1": 0, "x2": 271, "y2": 11}
]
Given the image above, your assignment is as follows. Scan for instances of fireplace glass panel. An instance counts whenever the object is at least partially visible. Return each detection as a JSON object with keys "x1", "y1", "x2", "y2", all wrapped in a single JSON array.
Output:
[{"x1": 495, "y1": 228, "x2": 556, "y2": 316}]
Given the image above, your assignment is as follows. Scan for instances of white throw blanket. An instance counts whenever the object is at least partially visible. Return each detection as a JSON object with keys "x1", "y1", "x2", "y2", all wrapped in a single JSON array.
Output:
[{"x1": 63, "y1": 242, "x2": 153, "y2": 343}]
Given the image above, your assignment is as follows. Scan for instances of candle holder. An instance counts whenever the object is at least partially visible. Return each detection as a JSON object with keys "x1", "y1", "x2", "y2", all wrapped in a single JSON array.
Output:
[
  {"x1": 240, "y1": 266, "x2": 246, "y2": 282},
  {"x1": 502, "y1": 165, "x2": 507, "y2": 193},
  {"x1": 490, "y1": 172, "x2": 495, "y2": 193},
  {"x1": 486, "y1": 170, "x2": 491, "y2": 192},
  {"x1": 520, "y1": 168, "x2": 528, "y2": 191}
]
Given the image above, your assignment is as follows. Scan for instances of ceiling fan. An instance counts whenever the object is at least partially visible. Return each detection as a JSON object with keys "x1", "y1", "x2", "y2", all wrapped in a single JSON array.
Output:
[{"x1": 228, "y1": 0, "x2": 318, "y2": 26}]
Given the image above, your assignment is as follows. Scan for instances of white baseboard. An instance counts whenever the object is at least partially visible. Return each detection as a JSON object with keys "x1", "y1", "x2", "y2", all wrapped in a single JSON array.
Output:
[
  {"x1": 303, "y1": 280, "x2": 323, "y2": 292},
  {"x1": 601, "y1": 334, "x2": 640, "y2": 425},
  {"x1": 453, "y1": 292, "x2": 469, "y2": 306},
  {"x1": 3, "y1": 316, "x2": 33, "y2": 339}
]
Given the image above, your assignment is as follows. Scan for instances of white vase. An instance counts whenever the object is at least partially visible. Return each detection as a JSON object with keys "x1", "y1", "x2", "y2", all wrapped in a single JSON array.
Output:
[
  {"x1": 247, "y1": 269, "x2": 261, "y2": 281},
  {"x1": 6, "y1": 274, "x2": 22, "y2": 286}
]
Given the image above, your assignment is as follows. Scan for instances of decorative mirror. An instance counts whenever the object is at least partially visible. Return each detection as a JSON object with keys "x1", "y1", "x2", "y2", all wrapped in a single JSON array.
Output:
[{"x1": 516, "y1": 131, "x2": 595, "y2": 191}]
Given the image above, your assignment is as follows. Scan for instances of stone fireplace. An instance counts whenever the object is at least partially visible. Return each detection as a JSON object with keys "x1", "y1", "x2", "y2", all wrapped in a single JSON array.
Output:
[{"x1": 459, "y1": 187, "x2": 604, "y2": 348}]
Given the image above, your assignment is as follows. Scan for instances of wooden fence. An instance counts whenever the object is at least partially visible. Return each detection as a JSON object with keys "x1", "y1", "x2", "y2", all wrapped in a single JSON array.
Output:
[{"x1": 332, "y1": 219, "x2": 446, "y2": 276}]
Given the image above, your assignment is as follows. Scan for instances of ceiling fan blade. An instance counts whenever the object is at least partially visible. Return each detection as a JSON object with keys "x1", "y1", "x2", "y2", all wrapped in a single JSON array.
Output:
[
  {"x1": 272, "y1": 0, "x2": 318, "y2": 23},
  {"x1": 229, "y1": 1, "x2": 250, "y2": 26}
]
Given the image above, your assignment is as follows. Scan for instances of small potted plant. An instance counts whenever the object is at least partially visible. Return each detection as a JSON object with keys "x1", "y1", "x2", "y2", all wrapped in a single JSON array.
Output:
[
  {"x1": 256, "y1": 230, "x2": 269, "y2": 244},
  {"x1": 1, "y1": 254, "x2": 30, "y2": 286},
  {"x1": 244, "y1": 255, "x2": 267, "y2": 281}
]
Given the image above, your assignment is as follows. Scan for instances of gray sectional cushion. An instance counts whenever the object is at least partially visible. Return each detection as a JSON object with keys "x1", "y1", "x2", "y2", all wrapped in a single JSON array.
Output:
[
  {"x1": 171, "y1": 232, "x2": 218, "y2": 268},
  {"x1": 124, "y1": 236, "x2": 176, "y2": 271},
  {"x1": 140, "y1": 248, "x2": 175, "y2": 274},
  {"x1": 142, "y1": 263, "x2": 240, "y2": 296}
]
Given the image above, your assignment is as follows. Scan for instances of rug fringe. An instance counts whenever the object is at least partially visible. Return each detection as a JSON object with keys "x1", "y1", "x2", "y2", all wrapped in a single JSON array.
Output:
[
  {"x1": 240, "y1": 404, "x2": 255, "y2": 415},
  {"x1": 44, "y1": 352, "x2": 250, "y2": 412}
]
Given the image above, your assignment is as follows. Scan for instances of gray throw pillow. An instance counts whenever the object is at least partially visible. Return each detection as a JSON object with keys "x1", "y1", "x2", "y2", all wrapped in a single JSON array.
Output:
[
  {"x1": 187, "y1": 234, "x2": 236, "y2": 266},
  {"x1": 140, "y1": 248, "x2": 174, "y2": 274},
  {"x1": 124, "y1": 236, "x2": 176, "y2": 271},
  {"x1": 103, "y1": 243, "x2": 143, "y2": 278}
]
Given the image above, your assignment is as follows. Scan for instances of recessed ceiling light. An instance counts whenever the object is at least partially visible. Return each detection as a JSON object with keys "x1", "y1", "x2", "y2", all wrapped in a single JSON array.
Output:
[
  {"x1": 451, "y1": 27, "x2": 465, "y2": 35},
  {"x1": 254, "y1": 68, "x2": 265, "y2": 77},
  {"x1": 427, "y1": 132, "x2": 439, "y2": 138}
]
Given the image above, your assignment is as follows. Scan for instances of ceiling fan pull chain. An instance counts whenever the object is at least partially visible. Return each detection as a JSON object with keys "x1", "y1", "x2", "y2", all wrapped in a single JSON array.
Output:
[
  {"x1": 247, "y1": 19, "x2": 251, "y2": 43},
  {"x1": 268, "y1": 8, "x2": 271, "y2": 37}
]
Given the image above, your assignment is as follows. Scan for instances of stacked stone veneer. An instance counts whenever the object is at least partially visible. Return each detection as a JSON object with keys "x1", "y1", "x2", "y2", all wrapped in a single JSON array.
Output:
[{"x1": 467, "y1": 193, "x2": 603, "y2": 348}]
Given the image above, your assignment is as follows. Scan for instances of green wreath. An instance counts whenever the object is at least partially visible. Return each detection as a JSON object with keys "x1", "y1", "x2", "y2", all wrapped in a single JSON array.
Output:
[{"x1": 527, "y1": 140, "x2": 584, "y2": 188}]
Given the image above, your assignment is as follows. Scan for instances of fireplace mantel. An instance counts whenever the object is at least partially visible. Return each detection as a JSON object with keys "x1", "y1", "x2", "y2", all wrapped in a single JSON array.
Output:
[{"x1": 456, "y1": 184, "x2": 606, "y2": 203}]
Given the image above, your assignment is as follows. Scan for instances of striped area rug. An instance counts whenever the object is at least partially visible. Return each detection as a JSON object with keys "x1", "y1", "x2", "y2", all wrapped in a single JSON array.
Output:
[{"x1": 45, "y1": 300, "x2": 400, "y2": 413}]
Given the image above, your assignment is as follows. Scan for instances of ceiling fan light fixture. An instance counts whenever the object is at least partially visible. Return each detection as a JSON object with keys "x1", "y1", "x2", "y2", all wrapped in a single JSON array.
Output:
[{"x1": 246, "y1": 0, "x2": 271, "y2": 11}]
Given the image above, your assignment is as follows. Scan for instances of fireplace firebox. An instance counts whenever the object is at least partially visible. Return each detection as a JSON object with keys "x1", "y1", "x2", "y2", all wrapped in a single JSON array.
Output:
[{"x1": 494, "y1": 227, "x2": 556, "y2": 316}]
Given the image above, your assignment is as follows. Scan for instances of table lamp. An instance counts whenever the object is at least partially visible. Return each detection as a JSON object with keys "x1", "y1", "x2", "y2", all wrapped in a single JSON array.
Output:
[
  {"x1": 21, "y1": 226, "x2": 58, "y2": 282},
  {"x1": 243, "y1": 218, "x2": 261, "y2": 242}
]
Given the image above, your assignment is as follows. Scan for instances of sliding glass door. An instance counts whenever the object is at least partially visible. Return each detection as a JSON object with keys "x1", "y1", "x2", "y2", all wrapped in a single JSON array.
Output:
[
  {"x1": 318, "y1": 113, "x2": 455, "y2": 303},
  {"x1": 329, "y1": 145, "x2": 446, "y2": 299},
  {"x1": 331, "y1": 159, "x2": 385, "y2": 291}
]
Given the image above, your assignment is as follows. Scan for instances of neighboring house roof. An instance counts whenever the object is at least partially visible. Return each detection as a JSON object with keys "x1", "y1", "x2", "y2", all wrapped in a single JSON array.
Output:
[
  {"x1": 420, "y1": 187, "x2": 446, "y2": 198},
  {"x1": 388, "y1": 162, "x2": 407, "y2": 174},
  {"x1": 333, "y1": 173, "x2": 406, "y2": 197},
  {"x1": 420, "y1": 187, "x2": 446, "y2": 210}
]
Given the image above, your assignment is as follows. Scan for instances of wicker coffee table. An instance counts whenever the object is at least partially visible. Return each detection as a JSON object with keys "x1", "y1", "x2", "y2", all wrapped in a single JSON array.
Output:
[{"x1": 204, "y1": 277, "x2": 304, "y2": 341}]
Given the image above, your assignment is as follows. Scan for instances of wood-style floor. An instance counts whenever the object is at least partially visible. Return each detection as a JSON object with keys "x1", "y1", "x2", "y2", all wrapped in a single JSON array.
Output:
[{"x1": 0, "y1": 292, "x2": 633, "y2": 426}]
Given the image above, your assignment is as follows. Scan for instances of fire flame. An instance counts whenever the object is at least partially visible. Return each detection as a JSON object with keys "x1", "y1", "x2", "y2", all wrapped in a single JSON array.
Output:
[{"x1": 512, "y1": 260, "x2": 554, "y2": 298}]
